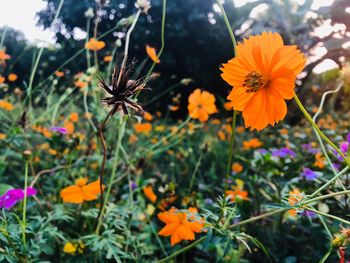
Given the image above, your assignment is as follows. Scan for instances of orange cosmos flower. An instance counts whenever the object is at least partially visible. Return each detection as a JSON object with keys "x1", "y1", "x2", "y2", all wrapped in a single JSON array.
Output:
[
  {"x1": 314, "y1": 152, "x2": 325, "y2": 168},
  {"x1": 288, "y1": 188, "x2": 303, "y2": 206},
  {"x1": 143, "y1": 185, "x2": 157, "y2": 203},
  {"x1": 0, "y1": 76, "x2": 5, "y2": 84},
  {"x1": 103, "y1": 55, "x2": 113, "y2": 62},
  {"x1": 158, "y1": 207, "x2": 204, "y2": 246},
  {"x1": 0, "y1": 133, "x2": 6, "y2": 140},
  {"x1": 220, "y1": 32, "x2": 306, "y2": 131},
  {"x1": 8, "y1": 73, "x2": 17, "y2": 82},
  {"x1": 55, "y1": 71, "x2": 64, "y2": 77},
  {"x1": 188, "y1": 89, "x2": 217, "y2": 122},
  {"x1": 243, "y1": 138, "x2": 262, "y2": 149},
  {"x1": 0, "y1": 50, "x2": 10, "y2": 61},
  {"x1": 232, "y1": 162, "x2": 243, "y2": 173},
  {"x1": 0, "y1": 100, "x2": 14, "y2": 111},
  {"x1": 145, "y1": 45, "x2": 160, "y2": 63},
  {"x1": 134, "y1": 122, "x2": 152, "y2": 134},
  {"x1": 60, "y1": 178, "x2": 104, "y2": 204},
  {"x1": 143, "y1": 112, "x2": 153, "y2": 121},
  {"x1": 70, "y1": 112, "x2": 79, "y2": 122},
  {"x1": 85, "y1": 38, "x2": 105, "y2": 51},
  {"x1": 226, "y1": 179, "x2": 249, "y2": 201}
]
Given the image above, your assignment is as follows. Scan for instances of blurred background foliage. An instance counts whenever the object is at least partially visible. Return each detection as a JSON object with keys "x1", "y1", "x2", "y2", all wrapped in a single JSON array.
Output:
[{"x1": 1, "y1": 0, "x2": 350, "y2": 116}]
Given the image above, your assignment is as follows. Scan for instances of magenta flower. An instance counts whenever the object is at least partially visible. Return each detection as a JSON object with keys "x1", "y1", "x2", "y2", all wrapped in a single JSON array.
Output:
[
  {"x1": 50, "y1": 126, "x2": 68, "y2": 134},
  {"x1": 347, "y1": 133, "x2": 350, "y2": 143},
  {"x1": 340, "y1": 142, "x2": 349, "y2": 154},
  {"x1": 0, "y1": 187, "x2": 37, "y2": 209}
]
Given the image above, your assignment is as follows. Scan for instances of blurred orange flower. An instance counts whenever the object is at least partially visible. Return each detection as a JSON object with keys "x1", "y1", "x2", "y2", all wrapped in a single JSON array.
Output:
[
  {"x1": 64, "y1": 120, "x2": 75, "y2": 134},
  {"x1": 70, "y1": 112, "x2": 79, "y2": 122},
  {"x1": 134, "y1": 122, "x2": 152, "y2": 134},
  {"x1": 145, "y1": 45, "x2": 160, "y2": 63},
  {"x1": 188, "y1": 89, "x2": 217, "y2": 122},
  {"x1": 143, "y1": 185, "x2": 157, "y2": 203},
  {"x1": 75, "y1": 80, "x2": 88, "y2": 89},
  {"x1": 143, "y1": 112, "x2": 153, "y2": 121},
  {"x1": 0, "y1": 133, "x2": 6, "y2": 140},
  {"x1": 158, "y1": 207, "x2": 204, "y2": 246},
  {"x1": 243, "y1": 138, "x2": 262, "y2": 149},
  {"x1": 8, "y1": 73, "x2": 17, "y2": 82},
  {"x1": 55, "y1": 71, "x2": 64, "y2": 77},
  {"x1": 226, "y1": 179, "x2": 249, "y2": 201},
  {"x1": 220, "y1": 32, "x2": 306, "y2": 130},
  {"x1": 0, "y1": 100, "x2": 14, "y2": 111},
  {"x1": 60, "y1": 178, "x2": 104, "y2": 204},
  {"x1": 0, "y1": 50, "x2": 10, "y2": 61},
  {"x1": 103, "y1": 55, "x2": 113, "y2": 62},
  {"x1": 85, "y1": 38, "x2": 105, "y2": 51},
  {"x1": 314, "y1": 152, "x2": 325, "y2": 168},
  {"x1": 0, "y1": 76, "x2": 5, "y2": 84},
  {"x1": 288, "y1": 188, "x2": 303, "y2": 206},
  {"x1": 232, "y1": 162, "x2": 243, "y2": 173}
]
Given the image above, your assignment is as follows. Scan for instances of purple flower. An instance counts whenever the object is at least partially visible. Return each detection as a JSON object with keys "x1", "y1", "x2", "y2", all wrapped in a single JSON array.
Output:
[
  {"x1": 302, "y1": 143, "x2": 318, "y2": 154},
  {"x1": 50, "y1": 127, "x2": 67, "y2": 134},
  {"x1": 0, "y1": 187, "x2": 37, "y2": 209},
  {"x1": 271, "y1": 147, "x2": 296, "y2": 158},
  {"x1": 347, "y1": 133, "x2": 350, "y2": 144},
  {"x1": 301, "y1": 168, "x2": 319, "y2": 181},
  {"x1": 130, "y1": 181, "x2": 137, "y2": 190},
  {"x1": 300, "y1": 210, "x2": 317, "y2": 218},
  {"x1": 257, "y1": 149, "x2": 269, "y2": 155}
]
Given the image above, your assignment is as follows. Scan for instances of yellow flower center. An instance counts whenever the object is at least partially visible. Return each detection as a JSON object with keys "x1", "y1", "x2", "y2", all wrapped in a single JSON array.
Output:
[{"x1": 243, "y1": 71, "x2": 266, "y2": 92}]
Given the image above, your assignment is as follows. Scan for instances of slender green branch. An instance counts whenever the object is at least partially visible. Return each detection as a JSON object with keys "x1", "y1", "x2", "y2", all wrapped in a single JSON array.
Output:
[
  {"x1": 215, "y1": 0, "x2": 237, "y2": 54},
  {"x1": 22, "y1": 161, "x2": 29, "y2": 255},
  {"x1": 144, "y1": 0, "x2": 167, "y2": 81},
  {"x1": 294, "y1": 94, "x2": 350, "y2": 167},
  {"x1": 224, "y1": 110, "x2": 237, "y2": 194},
  {"x1": 306, "y1": 207, "x2": 350, "y2": 225},
  {"x1": 188, "y1": 152, "x2": 204, "y2": 195},
  {"x1": 309, "y1": 167, "x2": 349, "y2": 198},
  {"x1": 156, "y1": 237, "x2": 206, "y2": 263}
]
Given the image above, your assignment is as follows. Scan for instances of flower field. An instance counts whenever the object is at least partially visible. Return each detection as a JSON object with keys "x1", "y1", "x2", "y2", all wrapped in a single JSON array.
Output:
[{"x1": 1, "y1": 0, "x2": 350, "y2": 262}]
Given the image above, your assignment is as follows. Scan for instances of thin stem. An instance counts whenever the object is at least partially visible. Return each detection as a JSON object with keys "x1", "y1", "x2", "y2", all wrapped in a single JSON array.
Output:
[
  {"x1": 306, "y1": 207, "x2": 350, "y2": 225},
  {"x1": 294, "y1": 94, "x2": 350, "y2": 167},
  {"x1": 156, "y1": 236, "x2": 206, "y2": 263},
  {"x1": 144, "y1": 0, "x2": 167, "y2": 80},
  {"x1": 83, "y1": 87, "x2": 98, "y2": 132},
  {"x1": 85, "y1": 18, "x2": 91, "y2": 68},
  {"x1": 305, "y1": 189, "x2": 350, "y2": 205},
  {"x1": 224, "y1": 110, "x2": 237, "y2": 194},
  {"x1": 215, "y1": 0, "x2": 237, "y2": 54},
  {"x1": 27, "y1": 0, "x2": 64, "y2": 113},
  {"x1": 309, "y1": 167, "x2": 349, "y2": 198},
  {"x1": 22, "y1": 161, "x2": 29, "y2": 255},
  {"x1": 95, "y1": 119, "x2": 126, "y2": 234},
  {"x1": 95, "y1": 111, "x2": 113, "y2": 228},
  {"x1": 228, "y1": 207, "x2": 288, "y2": 229},
  {"x1": 118, "y1": 9, "x2": 141, "y2": 85},
  {"x1": 187, "y1": 153, "x2": 204, "y2": 195}
]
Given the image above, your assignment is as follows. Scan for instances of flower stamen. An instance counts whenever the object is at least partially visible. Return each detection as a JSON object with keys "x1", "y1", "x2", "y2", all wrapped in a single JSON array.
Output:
[{"x1": 243, "y1": 71, "x2": 264, "y2": 93}]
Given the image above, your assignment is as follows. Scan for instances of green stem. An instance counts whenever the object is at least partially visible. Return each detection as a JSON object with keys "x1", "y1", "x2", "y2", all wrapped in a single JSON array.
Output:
[
  {"x1": 156, "y1": 237, "x2": 206, "y2": 263},
  {"x1": 306, "y1": 207, "x2": 350, "y2": 225},
  {"x1": 95, "y1": 119, "x2": 126, "y2": 234},
  {"x1": 294, "y1": 94, "x2": 350, "y2": 167},
  {"x1": 22, "y1": 161, "x2": 29, "y2": 254},
  {"x1": 187, "y1": 152, "x2": 204, "y2": 195},
  {"x1": 215, "y1": 0, "x2": 237, "y2": 54},
  {"x1": 224, "y1": 110, "x2": 237, "y2": 194},
  {"x1": 144, "y1": 0, "x2": 167, "y2": 81},
  {"x1": 304, "y1": 189, "x2": 350, "y2": 205},
  {"x1": 309, "y1": 167, "x2": 349, "y2": 198},
  {"x1": 85, "y1": 18, "x2": 91, "y2": 68}
]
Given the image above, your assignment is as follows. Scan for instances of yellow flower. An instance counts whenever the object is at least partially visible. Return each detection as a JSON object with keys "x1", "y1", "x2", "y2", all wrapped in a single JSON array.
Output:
[{"x1": 63, "y1": 242, "x2": 76, "y2": 254}]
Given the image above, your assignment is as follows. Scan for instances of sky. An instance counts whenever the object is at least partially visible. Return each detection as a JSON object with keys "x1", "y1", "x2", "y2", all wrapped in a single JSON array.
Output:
[{"x1": 0, "y1": 0, "x2": 342, "y2": 73}]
